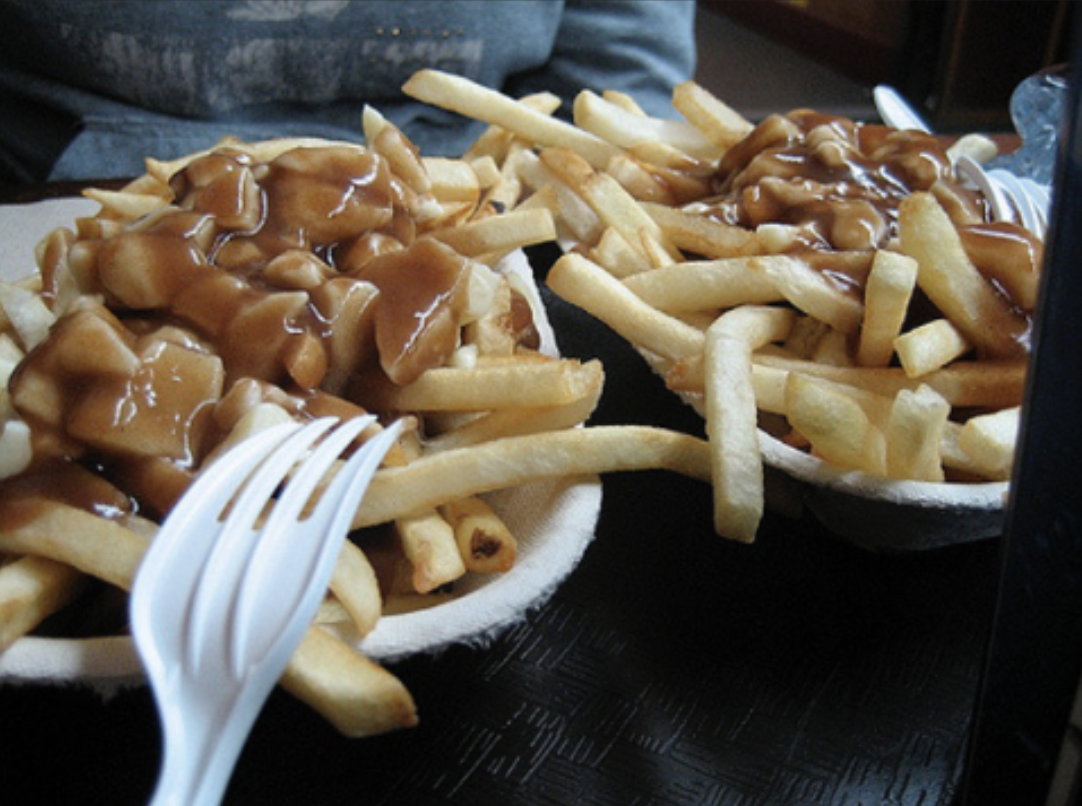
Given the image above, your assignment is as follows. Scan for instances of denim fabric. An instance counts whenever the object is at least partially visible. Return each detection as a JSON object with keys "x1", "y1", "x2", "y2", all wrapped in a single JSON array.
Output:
[{"x1": 0, "y1": 0, "x2": 695, "y2": 185}]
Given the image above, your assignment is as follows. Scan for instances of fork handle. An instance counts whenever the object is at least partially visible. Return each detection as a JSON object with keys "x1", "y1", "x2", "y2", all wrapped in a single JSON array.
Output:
[{"x1": 148, "y1": 675, "x2": 271, "y2": 806}]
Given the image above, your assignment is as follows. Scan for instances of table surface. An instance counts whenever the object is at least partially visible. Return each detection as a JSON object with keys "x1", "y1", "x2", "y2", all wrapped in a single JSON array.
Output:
[{"x1": 0, "y1": 238, "x2": 1003, "y2": 805}]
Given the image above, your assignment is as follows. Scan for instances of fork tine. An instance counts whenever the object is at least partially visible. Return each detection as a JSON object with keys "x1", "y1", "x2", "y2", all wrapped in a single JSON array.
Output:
[
  {"x1": 130, "y1": 421, "x2": 302, "y2": 665},
  {"x1": 250, "y1": 414, "x2": 377, "y2": 534},
  {"x1": 956, "y1": 156, "x2": 1015, "y2": 224},
  {"x1": 185, "y1": 418, "x2": 340, "y2": 675},
  {"x1": 991, "y1": 169, "x2": 1042, "y2": 234},
  {"x1": 230, "y1": 417, "x2": 404, "y2": 674}
]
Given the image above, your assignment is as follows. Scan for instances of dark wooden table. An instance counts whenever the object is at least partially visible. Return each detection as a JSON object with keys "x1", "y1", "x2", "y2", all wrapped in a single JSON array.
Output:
[{"x1": 0, "y1": 233, "x2": 1003, "y2": 804}]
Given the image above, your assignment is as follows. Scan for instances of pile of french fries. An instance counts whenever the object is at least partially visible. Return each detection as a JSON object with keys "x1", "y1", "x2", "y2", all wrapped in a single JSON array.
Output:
[
  {"x1": 0, "y1": 66, "x2": 1039, "y2": 735},
  {"x1": 0, "y1": 104, "x2": 711, "y2": 736},
  {"x1": 402, "y1": 68, "x2": 1037, "y2": 544}
]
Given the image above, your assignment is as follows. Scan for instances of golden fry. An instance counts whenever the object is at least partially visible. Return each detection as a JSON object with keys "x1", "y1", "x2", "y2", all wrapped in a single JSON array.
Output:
[
  {"x1": 899, "y1": 193, "x2": 1029, "y2": 359},
  {"x1": 704, "y1": 306, "x2": 795, "y2": 542},
  {"x1": 856, "y1": 251, "x2": 918, "y2": 368},
  {"x1": 547, "y1": 252, "x2": 705, "y2": 362},
  {"x1": 0, "y1": 555, "x2": 86, "y2": 652},
  {"x1": 402, "y1": 69, "x2": 621, "y2": 169},
  {"x1": 441, "y1": 496, "x2": 517, "y2": 573},
  {"x1": 354, "y1": 426, "x2": 712, "y2": 529}
]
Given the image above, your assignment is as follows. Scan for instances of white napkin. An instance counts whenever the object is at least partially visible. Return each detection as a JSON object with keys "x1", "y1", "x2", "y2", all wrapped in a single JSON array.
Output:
[{"x1": 0, "y1": 198, "x2": 603, "y2": 685}]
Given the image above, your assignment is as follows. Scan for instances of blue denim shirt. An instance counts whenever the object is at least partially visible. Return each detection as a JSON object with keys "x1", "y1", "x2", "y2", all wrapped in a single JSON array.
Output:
[{"x1": 0, "y1": 0, "x2": 696, "y2": 185}]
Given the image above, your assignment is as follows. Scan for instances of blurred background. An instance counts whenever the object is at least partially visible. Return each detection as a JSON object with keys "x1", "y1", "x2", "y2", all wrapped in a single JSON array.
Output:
[{"x1": 693, "y1": 0, "x2": 1073, "y2": 131}]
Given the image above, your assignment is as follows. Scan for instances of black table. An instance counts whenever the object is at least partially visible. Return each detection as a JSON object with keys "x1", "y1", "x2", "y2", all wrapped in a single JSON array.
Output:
[{"x1": 0, "y1": 248, "x2": 1003, "y2": 806}]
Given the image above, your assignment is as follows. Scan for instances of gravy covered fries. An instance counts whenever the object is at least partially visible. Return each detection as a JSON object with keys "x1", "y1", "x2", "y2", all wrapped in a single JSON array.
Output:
[
  {"x1": 0, "y1": 117, "x2": 716, "y2": 733},
  {"x1": 404, "y1": 68, "x2": 1040, "y2": 543}
]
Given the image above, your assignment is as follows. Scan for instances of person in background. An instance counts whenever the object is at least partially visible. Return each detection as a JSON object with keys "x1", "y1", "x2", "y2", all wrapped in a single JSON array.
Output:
[{"x1": 0, "y1": 0, "x2": 697, "y2": 191}]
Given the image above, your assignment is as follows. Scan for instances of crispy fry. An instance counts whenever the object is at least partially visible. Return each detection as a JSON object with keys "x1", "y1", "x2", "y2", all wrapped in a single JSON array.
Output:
[
  {"x1": 786, "y1": 373, "x2": 886, "y2": 475},
  {"x1": 285, "y1": 627, "x2": 417, "y2": 737},
  {"x1": 885, "y1": 384, "x2": 951, "y2": 481},
  {"x1": 329, "y1": 540, "x2": 384, "y2": 638},
  {"x1": 671, "y1": 80, "x2": 755, "y2": 150},
  {"x1": 894, "y1": 318, "x2": 973, "y2": 378},
  {"x1": 364, "y1": 357, "x2": 603, "y2": 412},
  {"x1": 958, "y1": 406, "x2": 1020, "y2": 480},
  {"x1": 394, "y1": 509, "x2": 466, "y2": 594},
  {"x1": 402, "y1": 69, "x2": 622, "y2": 169},
  {"x1": 590, "y1": 226, "x2": 655, "y2": 278},
  {"x1": 899, "y1": 192, "x2": 1029, "y2": 359},
  {"x1": 573, "y1": 89, "x2": 720, "y2": 163},
  {"x1": 641, "y1": 202, "x2": 760, "y2": 258},
  {"x1": 353, "y1": 426, "x2": 712, "y2": 529},
  {"x1": 547, "y1": 252, "x2": 705, "y2": 362},
  {"x1": 0, "y1": 555, "x2": 86, "y2": 652},
  {"x1": 704, "y1": 306, "x2": 795, "y2": 542},
  {"x1": 622, "y1": 256, "x2": 785, "y2": 312},
  {"x1": 539, "y1": 147, "x2": 682, "y2": 263},
  {"x1": 856, "y1": 250, "x2": 918, "y2": 367},
  {"x1": 751, "y1": 255, "x2": 864, "y2": 335},
  {"x1": 753, "y1": 351, "x2": 1027, "y2": 410},
  {"x1": 423, "y1": 384, "x2": 602, "y2": 452},
  {"x1": 441, "y1": 496, "x2": 517, "y2": 573},
  {"x1": 432, "y1": 207, "x2": 556, "y2": 257}
]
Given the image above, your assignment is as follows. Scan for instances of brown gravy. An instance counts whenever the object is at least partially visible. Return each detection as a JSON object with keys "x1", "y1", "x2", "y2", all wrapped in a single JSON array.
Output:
[
  {"x1": 691, "y1": 110, "x2": 1042, "y2": 312},
  {"x1": 3, "y1": 144, "x2": 535, "y2": 519}
]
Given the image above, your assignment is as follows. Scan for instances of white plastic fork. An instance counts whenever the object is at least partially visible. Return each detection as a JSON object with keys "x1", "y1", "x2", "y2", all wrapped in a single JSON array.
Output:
[
  {"x1": 873, "y1": 84, "x2": 1051, "y2": 238},
  {"x1": 130, "y1": 415, "x2": 404, "y2": 806}
]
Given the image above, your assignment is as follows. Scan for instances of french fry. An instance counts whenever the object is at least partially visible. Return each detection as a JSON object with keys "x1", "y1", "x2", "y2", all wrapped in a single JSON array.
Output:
[
  {"x1": 704, "y1": 306, "x2": 796, "y2": 542},
  {"x1": 894, "y1": 318, "x2": 973, "y2": 378},
  {"x1": 515, "y1": 150, "x2": 603, "y2": 244},
  {"x1": 394, "y1": 509, "x2": 466, "y2": 594},
  {"x1": 590, "y1": 226, "x2": 655, "y2": 278},
  {"x1": 0, "y1": 555, "x2": 86, "y2": 652},
  {"x1": 422, "y1": 157, "x2": 483, "y2": 203},
  {"x1": 671, "y1": 79, "x2": 755, "y2": 150},
  {"x1": 810, "y1": 327, "x2": 853, "y2": 367},
  {"x1": 899, "y1": 192, "x2": 1029, "y2": 359},
  {"x1": 538, "y1": 147, "x2": 682, "y2": 263},
  {"x1": 751, "y1": 255, "x2": 864, "y2": 335},
  {"x1": 958, "y1": 406, "x2": 1020, "y2": 480},
  {"x1": 641, "y1": 202, "x2": 759, "y2": 258},
  {"x1": 423, "y1": 382, "x2": 602, "y2": 453},
  {"x1": 547, "y1": 252, "x2": 705, "y2": 362},
  {"x1": 441, "y1": 496, "x2": 517, "y2": 573},
  {"x1": 786, "y1": 373, "x2": 886, "y2": 475},
  {"x1": 432, "y1": 207, "x2": 556, "y2": 258},
  {"x1": 856, "y1": 250, "x2": 918, "y2": 367},
  {"x1": 353, "y1": 426, "x2": 712, "y2": 529},
  {"x1": 364, "y1": 358, "x2": 603, "y2": 412},
  {"x1": 885, "y1": 384, "x2": 951, "y2": 481},
  {"x1": 753, "y1": 351, "x2": 1027, "y2": 410},
  {"x1": 82, "y1": 187, "x2": 171, "y2": 221},
  {"x1": 402, "y1": 69, "x2": 622, "y2": 169},
  {"x1": 959, "y1": 224, "x2": 1042, "y2": 313},
  {"x1": 390, "y1": 431, "x2": 468, "y2": 594},
  {"x1": 462, "y1": 91, "x2": 563, "y2": 163},
  {"x1": 284, "y1": 627, "x2": 418, "y2": 738},
  {"x1": 621, "y1": 256, "x2": 785, "y2": 312},
  {"x1": 329, "y1": 540, "x2": 385, "y2": 638},
  {"x1": 573, "y1": 89, "x2": 720, "y2": 163}
]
